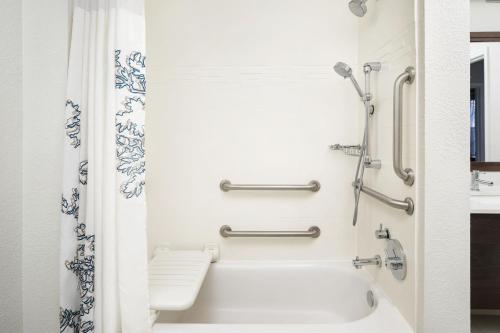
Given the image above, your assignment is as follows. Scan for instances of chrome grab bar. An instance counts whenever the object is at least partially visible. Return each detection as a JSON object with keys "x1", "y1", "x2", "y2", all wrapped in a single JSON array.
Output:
[
  {"x1": 393, "y1": 67, "x2": 416, "y2": 186},
  {"x1": 220, "y1": 225, "x2": 321, "y2": 238},
  {"x1": 356, "y1": 183, "x2": 414, "y2": 215},
  {"x1": 220, "y1": 180, "x2": 321, "y2": 192}
]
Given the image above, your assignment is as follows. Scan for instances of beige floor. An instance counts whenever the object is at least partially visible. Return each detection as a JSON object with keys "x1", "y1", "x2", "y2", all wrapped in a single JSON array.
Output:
[{"x1": 472, "y1": 316, "x2": 500, "y2": 333}]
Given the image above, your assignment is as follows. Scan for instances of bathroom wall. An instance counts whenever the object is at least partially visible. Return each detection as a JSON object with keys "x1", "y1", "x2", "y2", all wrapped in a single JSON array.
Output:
[
  {"x1": 356, "y1": 0, "x2": 417, "y2": 328},
  {"x1": 471, "y1": 0, "x2": 500, "y2": 32},
  {"x1": 22, "y1": 0, "x2": 68, "y2": 331},
  {"x1": 419, "y1": 0, "x2": 470, "y2": 332},
  {"x1": 0, "y1": 1, "x2": 68, "y2": 331},
  {"x1": 145, "y1": 0, "x2": 361, "y2": 259},
  {"x1": 0, "y1": 1, "x2": 23, "y2": 331}
]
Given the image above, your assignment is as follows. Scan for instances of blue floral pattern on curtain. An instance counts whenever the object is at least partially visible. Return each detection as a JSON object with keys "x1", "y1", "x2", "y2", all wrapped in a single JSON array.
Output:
[
  {"x1": 60, "y1": 97, "x2": 95, "y2": 332},
  {"x1": 115, "y1": 50, "x2": 146, "y2": 199},
  {"x1": 60, "y1": 2, "x2": 151, "y2": 331},
  {"x1": 60, "y1": 50, "x2": 147, "y2": 332}
]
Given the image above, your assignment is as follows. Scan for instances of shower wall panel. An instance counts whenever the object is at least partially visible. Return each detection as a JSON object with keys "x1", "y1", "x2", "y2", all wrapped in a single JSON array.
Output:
[
  {"x1": 146, "y1": 0, "x2": 360, "y2": 260},
  {"x1": 356, "y1": 0, "x2": 417, "y2": 328}
]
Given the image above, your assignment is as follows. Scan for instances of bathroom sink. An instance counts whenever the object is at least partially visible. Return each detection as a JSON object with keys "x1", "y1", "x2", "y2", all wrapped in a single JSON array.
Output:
[
  {"x1": 470, "y1": 187, "x2": 500, "y2": 196},
  {"x1": 470, "y1": 172, "x2": 500, "y2": 214},
  {"x1": 470, "y1": 194, "x2": 500, "y2": 214},
  {"x1": 471, "y1": 172, "x2": 500, "y2": 195}
]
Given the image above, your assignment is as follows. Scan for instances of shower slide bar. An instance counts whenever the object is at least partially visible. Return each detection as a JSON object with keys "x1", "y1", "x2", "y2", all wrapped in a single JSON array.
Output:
[
  {"x1": 220, "y1": 180, "x2": 321, "y2": 192},
  {"x1": 220, "y1": 225, "x2": 321, "y2": 238},
  {"x1": 393, "y1": 67, "x2": 416, "y2": 186},
  {"x1": 357, "y1": 183, "x2": 414, "y2": 215}
]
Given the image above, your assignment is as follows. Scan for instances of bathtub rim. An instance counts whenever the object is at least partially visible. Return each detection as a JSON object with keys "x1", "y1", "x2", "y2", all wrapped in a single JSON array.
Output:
[{"x1": 152, "y1": 259, "x2": 407, "y2": 330}]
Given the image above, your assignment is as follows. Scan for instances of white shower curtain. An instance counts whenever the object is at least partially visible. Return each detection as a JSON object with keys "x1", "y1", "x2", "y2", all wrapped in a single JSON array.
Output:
[{"x1": 60, "y1": 1, "x2": 151, "y2": 332}]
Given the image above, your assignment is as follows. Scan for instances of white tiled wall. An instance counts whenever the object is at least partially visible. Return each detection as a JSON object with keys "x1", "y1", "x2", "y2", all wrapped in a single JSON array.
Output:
[
  {"x1": 145, "y1": 0, "x2": 361, "y2": 259},
  {"x1": 356, "y1": 0, "x2": 417, "y2": 328}
]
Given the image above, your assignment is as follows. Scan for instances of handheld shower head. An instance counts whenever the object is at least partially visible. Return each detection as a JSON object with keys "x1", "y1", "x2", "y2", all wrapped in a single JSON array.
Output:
[
  {"x1": 334, "y1": 62, "x2": 364, "y2": 98},
  {"x1": 334, "y1": 62, "x2": 353, "y2": 78},
  {"x1": 349, "y1": 0, "x2": 368, "y2": 17}
]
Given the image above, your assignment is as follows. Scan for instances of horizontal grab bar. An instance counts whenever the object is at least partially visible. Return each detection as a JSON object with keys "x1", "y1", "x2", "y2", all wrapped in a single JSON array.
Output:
[
  {"x1": 357, "y1": 184, "x2": 414, "y2": 215},
  {"x1": 220, "y1": 180, "x2": 321, "y2": 192},
  {"x1": 219, "y1": 225, "x2": 321, "y2": 238}
]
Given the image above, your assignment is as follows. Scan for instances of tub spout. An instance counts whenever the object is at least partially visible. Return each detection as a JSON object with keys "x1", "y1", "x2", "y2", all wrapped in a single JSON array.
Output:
[{"x1": 352, "y1": 255, "x2": 382, "y2": 269}]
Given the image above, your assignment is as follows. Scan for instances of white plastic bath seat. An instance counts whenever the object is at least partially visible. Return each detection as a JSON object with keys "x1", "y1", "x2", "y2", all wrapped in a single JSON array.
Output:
[{"x1": 149, "y1": 247, "x2": 212, "y2": 311}]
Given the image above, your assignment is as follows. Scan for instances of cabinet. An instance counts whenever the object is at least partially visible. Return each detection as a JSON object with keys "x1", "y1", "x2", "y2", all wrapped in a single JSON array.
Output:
[{"x1": 471, "y1": 214, "x2": 500, "y2": 309}]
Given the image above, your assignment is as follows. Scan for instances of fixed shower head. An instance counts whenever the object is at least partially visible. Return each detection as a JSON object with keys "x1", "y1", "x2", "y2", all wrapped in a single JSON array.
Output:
[
  {"x1": 334, "y1": 62, "x2": 364, "y2": 98},
  {"x1": 334, "y1": 62, "x2": 353, "y2": 78},
  {"x1": 349, "y1": 0, "x2": 368, "y2": 17}
]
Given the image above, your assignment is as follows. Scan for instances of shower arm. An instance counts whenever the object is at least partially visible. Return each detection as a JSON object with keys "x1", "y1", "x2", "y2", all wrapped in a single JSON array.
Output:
[{"x1": 349, "y1": 75, "x2": 365, "y2": 99}]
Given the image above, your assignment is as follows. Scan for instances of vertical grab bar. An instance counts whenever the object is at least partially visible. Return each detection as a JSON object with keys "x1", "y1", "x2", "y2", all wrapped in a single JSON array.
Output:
[{"x1": 393, "y1": 67, "x2": 416, "y2": 186}]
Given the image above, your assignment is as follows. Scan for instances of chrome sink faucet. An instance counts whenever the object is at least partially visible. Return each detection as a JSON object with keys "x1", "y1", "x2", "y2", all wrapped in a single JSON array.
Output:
[
  {"x1": 353, "y1": 255, "x2": 382, "y2": 269},
  {"x1": 471, "y1": 170, "x2": 494, "y2": 191}
]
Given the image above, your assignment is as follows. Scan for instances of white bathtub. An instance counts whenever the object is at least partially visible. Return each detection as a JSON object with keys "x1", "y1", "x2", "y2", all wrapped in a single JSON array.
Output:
[{"x1": 152, "y1": 261, "x2": 413, "y2": 333}]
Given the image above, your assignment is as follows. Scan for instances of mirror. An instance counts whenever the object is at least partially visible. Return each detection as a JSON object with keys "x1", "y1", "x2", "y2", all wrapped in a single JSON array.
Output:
[{"x1": 470, "y1": 32, "x2": 500, "y2": 169}]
